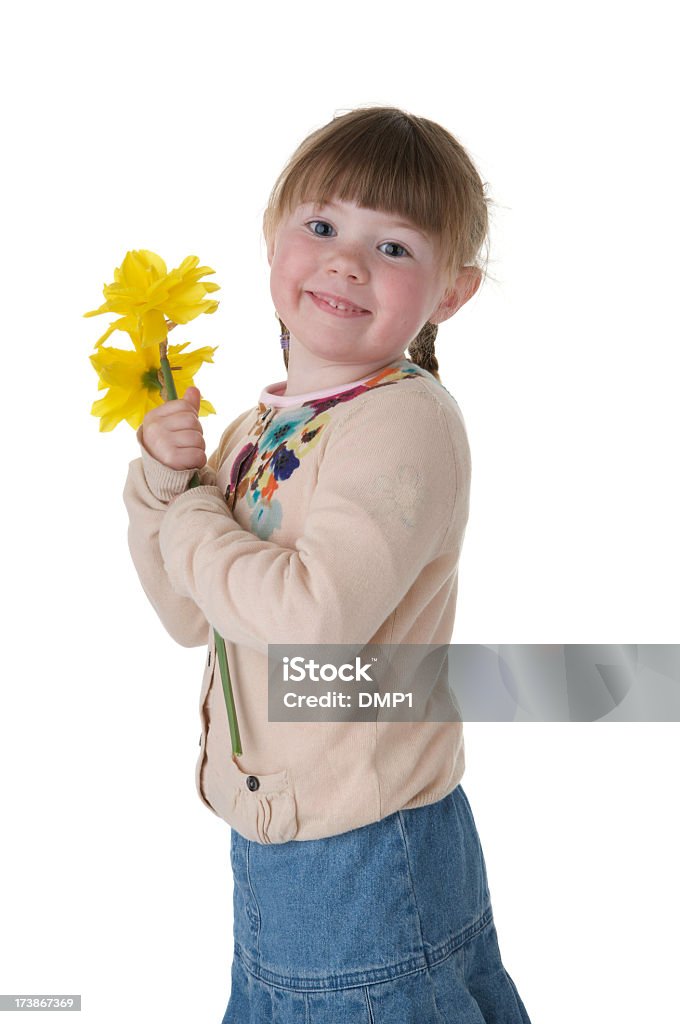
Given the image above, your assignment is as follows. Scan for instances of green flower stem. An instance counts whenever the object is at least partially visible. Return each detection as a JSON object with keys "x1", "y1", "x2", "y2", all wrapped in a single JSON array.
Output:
[
  {"x1": 214, "y1": 627, "x2": 243, "y2": 758},
  {"x1": 159, "y1": 336, "x2": 243, "y2": 758},
  {"x1": 158, "y1": 349, "x2": 178, "y2": 399}
]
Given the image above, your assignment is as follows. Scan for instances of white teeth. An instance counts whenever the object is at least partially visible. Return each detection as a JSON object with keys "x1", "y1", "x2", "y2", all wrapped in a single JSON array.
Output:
[{"x1": 320, "y1": 295, "x2": 361, "y2": 312}]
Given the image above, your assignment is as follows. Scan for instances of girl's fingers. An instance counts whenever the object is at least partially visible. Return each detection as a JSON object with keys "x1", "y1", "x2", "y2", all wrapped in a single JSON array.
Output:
[
  {"x1": 169, "y1": 429, "x2": 206, "y2": 450},
  {"x1": 146, "y1": 397, "x2": 202, "y2": 422},
  {"x1": 168, "y1": 415, "x2": 205, "y2": 434},
  {"x1": 154, "y1": 407, "x2": 202, "y2": 427},
  {"x1": 144, "y1": 414, "x2": 204, "y2": 440},
  {"x1": 154, "y1": 445, "x2": 207, "y2": 470},
  {"x1": 146, "y1": 431, "x2": 205, "y2": 469},
  {"x1": 172, "y1": 450, "x2": 207, "y2": 470}
]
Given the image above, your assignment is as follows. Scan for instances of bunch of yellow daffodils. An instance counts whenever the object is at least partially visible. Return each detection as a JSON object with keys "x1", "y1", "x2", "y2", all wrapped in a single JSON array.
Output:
[
  {"x1": 85, "y1": 249, "x2": 242, "y2": 756},
  {"x1": 86, "y1": 249, "x2": 219, "y2": 431}
]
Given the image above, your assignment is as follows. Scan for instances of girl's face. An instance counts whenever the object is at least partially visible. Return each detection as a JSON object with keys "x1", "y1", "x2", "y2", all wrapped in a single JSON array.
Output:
[{"x1": 267, "y1": 198, "x2": 458, "y2": 379}]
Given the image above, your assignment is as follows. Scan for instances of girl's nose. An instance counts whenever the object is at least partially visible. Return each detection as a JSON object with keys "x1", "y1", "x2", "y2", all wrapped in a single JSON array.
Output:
[{"x1": 325, "y1": 243, "x2": 368, "y2": 281}]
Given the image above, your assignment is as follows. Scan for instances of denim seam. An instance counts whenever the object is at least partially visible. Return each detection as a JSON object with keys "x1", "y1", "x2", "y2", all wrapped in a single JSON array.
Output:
[
  {"x1": 363, "y1": 985, "x2": 376, "y2": 1024},
  {"x1": 426, "y1": 904, "x2": 494, "y2": 969},
  {"x1": 232, "y1": 905, "x2": 494, "y2": 992},
  {"x1": 233, "y1": 942, "x2": 429, "y2": 992},
  {"x1": 244, "y1": 840, "x2": 262, "y2": 960},
  {"x1": 394, "y1": 810, "x2": 428, "y2": 958}
]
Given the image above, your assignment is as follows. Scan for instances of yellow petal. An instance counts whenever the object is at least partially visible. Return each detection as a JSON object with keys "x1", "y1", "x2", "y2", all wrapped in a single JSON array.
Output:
[
  {"x1": 176, "y1": 255, "x2": 200, "y2": 274},
  {"x1": 83, "y1": 300, "x2": 111, "y2": 318},
  {"x1": 139, "y1": 308, "x2": 168, "y2": 348},
  {"x1": 172, "y1": 282, "x2": 212, "y2": 304},
  {"x1": 92, "y1": 380, "x2": 159, "y2": 432},
  {"x1": 182, "y1": 262, "x2": 216, "y2": 280},
  {"x1": 170, "y1": 345, "x2": 217, "y2": 380},
  {"x1": 93, "y1": 314, "x2": 139, "y2": 348},
  {"x1": 91, "y1": 389, "x2": 132, "y2": 432},
  {"x1": 166, "y1": 299, "x2": 219, "y2": 324},
  {"x1": 123, "y1": 390, "x2": 162, "y2": 431},
  {"x1": 120, "y1": 252, "x2": 149, "y2": 290},
  {"x1": 136, "y1": 249, "x2": 167, "y2": 277},
  {"x1": 145, "y1": 279, "x2": 172, "y2": 306},
  {"x1": 100, "y1": 362, "x2": 147, "y2": 391},
  {"x1": 119, "y1": 250, "x2": 166, "y2": 291}
]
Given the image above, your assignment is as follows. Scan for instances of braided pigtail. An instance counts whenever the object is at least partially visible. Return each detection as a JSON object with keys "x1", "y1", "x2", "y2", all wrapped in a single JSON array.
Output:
[
  {"x1": 277, "y1": 314, "x2": 290, "y2": 371},
  {"x1": 407, "y1": 321, "x2": 441, "y2": 383}
]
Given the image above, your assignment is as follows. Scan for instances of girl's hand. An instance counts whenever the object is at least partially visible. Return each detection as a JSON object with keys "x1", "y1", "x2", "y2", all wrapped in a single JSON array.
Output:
[{"x1": 141, "y1": 386, "x2": 207, "y2": 471}]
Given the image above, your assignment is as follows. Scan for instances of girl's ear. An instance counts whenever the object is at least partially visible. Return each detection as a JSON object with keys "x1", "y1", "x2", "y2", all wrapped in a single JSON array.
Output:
[
  {"x1": 430, "y1": 266, "x2": 482, "y2": 325},
  {"x1": 263, "y1": 213, "x2": 275, "y2": 266}
]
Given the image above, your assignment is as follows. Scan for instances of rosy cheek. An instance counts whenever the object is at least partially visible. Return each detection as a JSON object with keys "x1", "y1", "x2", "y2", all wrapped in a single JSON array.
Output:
[{"x1": 387, "y1": 275, "x2": 417, "y2": 303}]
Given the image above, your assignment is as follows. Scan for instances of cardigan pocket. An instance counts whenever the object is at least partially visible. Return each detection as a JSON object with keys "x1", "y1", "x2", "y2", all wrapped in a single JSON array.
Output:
[{"x1": 226, "y1": 756, "x2": 298, "y2": 845}]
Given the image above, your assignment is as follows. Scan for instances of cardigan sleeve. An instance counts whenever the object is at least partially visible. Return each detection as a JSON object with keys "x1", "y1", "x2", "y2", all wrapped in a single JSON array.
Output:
[
  {"x1": 157, "y1": 387, "x2": 466, "y2": 656},
  {"x1": 122, "y1": 408, "x2": 255, "y2": 648}
]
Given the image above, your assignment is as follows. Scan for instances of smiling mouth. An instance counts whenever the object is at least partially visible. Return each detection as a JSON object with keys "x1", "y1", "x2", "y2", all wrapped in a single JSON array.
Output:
[{"x1": 308, "y1": 291, "x2": 370, "y2": 315}]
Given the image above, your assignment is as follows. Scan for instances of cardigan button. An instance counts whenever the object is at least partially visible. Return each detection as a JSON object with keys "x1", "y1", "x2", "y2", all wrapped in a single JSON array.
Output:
[{"x1": 246, "y1": 775, "x2": 260, "y2": 792}]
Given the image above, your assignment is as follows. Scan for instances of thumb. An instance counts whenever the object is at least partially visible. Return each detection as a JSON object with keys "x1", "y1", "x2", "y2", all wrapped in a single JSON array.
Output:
[{"x1": 183, "y1": 385, "x2": 201, "y2": 412}]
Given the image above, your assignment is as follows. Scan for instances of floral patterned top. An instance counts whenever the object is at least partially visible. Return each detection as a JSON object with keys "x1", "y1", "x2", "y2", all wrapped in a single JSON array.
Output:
[{"x1": 225, "y1": 359, "x2": 435, "y2": 541}]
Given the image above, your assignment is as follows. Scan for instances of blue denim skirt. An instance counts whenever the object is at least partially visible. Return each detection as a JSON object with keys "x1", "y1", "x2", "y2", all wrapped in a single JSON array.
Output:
[{"x1": 222, "y1": 784, "x2": 531, "y2": 1023}]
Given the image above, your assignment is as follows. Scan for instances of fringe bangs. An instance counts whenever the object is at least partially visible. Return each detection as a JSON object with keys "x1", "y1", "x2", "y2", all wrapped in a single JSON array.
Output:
[{"x1": 265, "y1": 110, "x2": 470, "y2": 273}]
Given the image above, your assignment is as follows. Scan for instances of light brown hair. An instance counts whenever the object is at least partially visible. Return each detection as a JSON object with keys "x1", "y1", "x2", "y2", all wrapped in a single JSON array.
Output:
[{"x1": 263, "y1": 106, "x2": 494, "y2": 383}]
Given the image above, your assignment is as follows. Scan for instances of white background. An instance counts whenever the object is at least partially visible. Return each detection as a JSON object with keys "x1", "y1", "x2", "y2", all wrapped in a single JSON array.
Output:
[{"x1": 1, "y1": 1, "x2": 678, "y2": 1021}]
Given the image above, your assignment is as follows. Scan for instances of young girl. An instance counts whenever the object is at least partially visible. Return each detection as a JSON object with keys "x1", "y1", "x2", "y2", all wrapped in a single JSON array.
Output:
[{"x1": 124, "y1": 106, "x2": 532, "y2": 1023}]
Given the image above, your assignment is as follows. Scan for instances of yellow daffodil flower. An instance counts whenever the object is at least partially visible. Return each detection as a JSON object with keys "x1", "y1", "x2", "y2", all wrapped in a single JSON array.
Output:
[
  {"x1": 90, "y1": 332, "x2": 217, "y2": 432},
  {"x1": 83, "y1": 249, "x2": 220, "y2": 349}
]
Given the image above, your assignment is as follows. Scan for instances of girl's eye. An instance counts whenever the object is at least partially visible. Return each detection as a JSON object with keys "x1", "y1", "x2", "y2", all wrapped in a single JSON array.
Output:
[
  {"x1": 307, "y1": 220, "x2": 335, "y2": 237},
  {"x1": 379, "y1": 241, "x2": 410, "y2": 259}
]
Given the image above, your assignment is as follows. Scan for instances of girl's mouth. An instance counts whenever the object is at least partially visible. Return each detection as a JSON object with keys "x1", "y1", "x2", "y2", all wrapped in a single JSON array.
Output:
[{"x1": 308, "y1": 291, "x2": 371, "y2": 318}]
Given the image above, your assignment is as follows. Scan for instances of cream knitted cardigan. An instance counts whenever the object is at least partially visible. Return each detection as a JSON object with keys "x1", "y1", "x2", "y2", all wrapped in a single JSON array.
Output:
[{"x1": 122, "y1": 358, "x2": 471, "y2": 843}]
